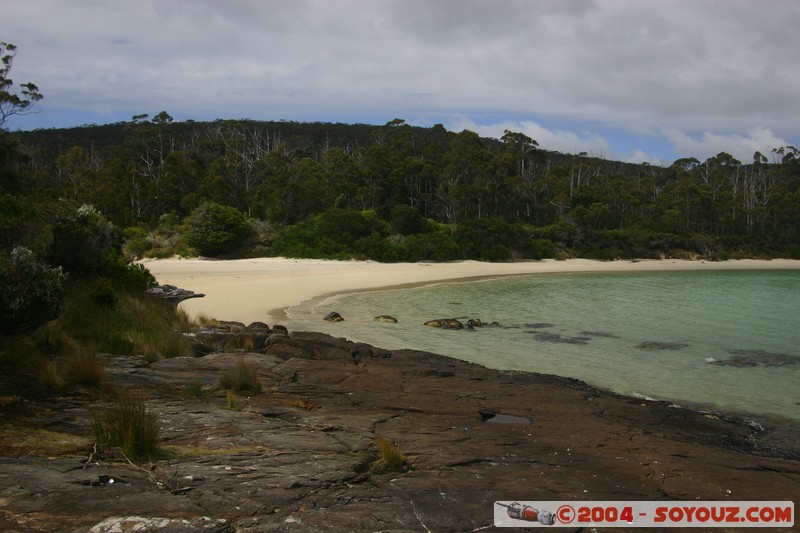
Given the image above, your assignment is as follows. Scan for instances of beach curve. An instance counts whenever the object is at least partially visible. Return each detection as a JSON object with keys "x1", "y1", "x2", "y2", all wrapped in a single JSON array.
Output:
[{"x1": 142, "y1": 257, "x2": 800, "y2": 325}]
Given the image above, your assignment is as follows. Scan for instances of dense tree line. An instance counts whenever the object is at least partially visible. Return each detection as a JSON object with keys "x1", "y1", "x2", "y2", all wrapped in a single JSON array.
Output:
[{"x1": 5, "y1": 114, "x2": 800, "y2": 262}]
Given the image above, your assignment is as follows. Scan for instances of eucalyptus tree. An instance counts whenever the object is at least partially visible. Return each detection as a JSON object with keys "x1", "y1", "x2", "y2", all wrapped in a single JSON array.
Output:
[{"x1": 0, "y1": 42, "x2": 42, "y2": 128}]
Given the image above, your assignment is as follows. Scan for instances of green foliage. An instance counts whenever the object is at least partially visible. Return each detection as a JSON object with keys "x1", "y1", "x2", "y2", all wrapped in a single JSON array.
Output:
[
  {"x1": 59, "y1": 287, "x2": 194, "y2": 360},
  {"x1": 89, "y1": 278, "x2": 118, "y2": 307},
  {"x1": 402, "y1": 230, "x2": 460, "y2": 261},
  {"x1": 7, "y1": 117, "x2": 800, "y2": 261},
  {"x1": 92, "y1": 389, "x2": 161, "y2": 459},
  {"x1": 182, "y1": 201, "x2": 250, "y2": 256},
  {"x1": 390, "y1": 204, "x2": 430, "y2": 235},
  {"x1": 47, "y1": 204, "x2": 119, "y2": 276},
  {"x1": 454, "y1": 219, "x2": 511, "y2": 261},
  {"x1": 1, "y1": 42, "x2": 44, "y2": 129},
  {"x1": 0, "y1": 247, "x2": 67, "y2": 334}
]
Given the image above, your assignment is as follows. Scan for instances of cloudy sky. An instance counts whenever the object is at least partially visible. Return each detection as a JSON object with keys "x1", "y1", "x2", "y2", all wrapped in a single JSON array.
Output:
[{"x1": 3, "y1": 0, "x2": 799, "y2": 164}]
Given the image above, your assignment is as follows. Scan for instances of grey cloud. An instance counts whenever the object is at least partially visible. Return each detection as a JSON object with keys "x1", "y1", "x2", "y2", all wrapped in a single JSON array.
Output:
[{"x1": 2, "y1": 0, "x2": 797, "y2": 159}]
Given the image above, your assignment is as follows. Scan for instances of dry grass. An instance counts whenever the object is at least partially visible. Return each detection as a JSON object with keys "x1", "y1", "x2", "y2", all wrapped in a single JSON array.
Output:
[
  {"x1": 35, "y1": 360, "x2": 65, "y2": 391},
  {"x1": 92, "y1": 388, "x2": 161, "y2": 460},
  {"x1": 226, "y1": 390, "x2": 238, "y2": 410},
  {"x1": 219, "y1": 358, "x2": 263, "y2": 394},
  {"x1": 64, "y1": 347, "x2": 105, "y2": 387},
  {"x1": 372, "y1": 435, "x2": 406, "y2": 472}
]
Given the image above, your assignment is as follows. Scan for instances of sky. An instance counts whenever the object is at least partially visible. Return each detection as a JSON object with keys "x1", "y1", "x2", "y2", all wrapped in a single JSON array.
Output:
[{"x1": 3, "y1": 0, "x2": 799, "y2": 165}]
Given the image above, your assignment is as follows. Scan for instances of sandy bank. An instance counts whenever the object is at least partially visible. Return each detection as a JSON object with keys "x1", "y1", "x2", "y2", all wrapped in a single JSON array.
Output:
[{"x1": 142, "y1": 257, "x2": 800, "y2": 325}]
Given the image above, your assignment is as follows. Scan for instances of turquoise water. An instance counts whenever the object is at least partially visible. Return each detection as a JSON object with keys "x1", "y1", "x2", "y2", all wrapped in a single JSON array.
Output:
[{"x1": 286, "y1": 271, "x2": 800, "y2": 420}]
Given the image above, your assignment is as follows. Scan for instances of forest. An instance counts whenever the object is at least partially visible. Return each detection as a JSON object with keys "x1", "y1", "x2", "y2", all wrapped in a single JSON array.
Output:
[{"x1": 3, "y1": 113, "x2": 799, "y2": 264}]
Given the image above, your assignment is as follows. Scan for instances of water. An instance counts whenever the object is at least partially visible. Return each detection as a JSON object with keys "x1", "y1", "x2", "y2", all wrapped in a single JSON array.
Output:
[{"x1": 286, "y1": 270, "x2": 800, "y2": 421}]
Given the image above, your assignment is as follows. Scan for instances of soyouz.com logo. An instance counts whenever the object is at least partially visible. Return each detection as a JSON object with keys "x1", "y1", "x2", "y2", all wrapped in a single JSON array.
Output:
[{"x1": 494, "y1": 501, "x2": 794, "y2": 528}]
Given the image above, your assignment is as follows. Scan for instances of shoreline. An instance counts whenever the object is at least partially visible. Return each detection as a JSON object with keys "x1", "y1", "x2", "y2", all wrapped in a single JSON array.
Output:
[
  {"x1": 142, "y1": 257, "x2": 800, "y2": 325},
  {"x1": 144, "y1": 256, "x2": 800, "y2": 428}
]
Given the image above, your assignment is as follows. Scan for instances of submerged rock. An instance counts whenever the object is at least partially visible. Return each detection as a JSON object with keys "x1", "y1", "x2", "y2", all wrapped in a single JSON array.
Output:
[
  {"x1": 580, "y1": 331, "x2": 620, "y2": 338},
  {"x1": 636, "y1": 341, "x2": 690, "y2": 351},
  {"x1": 374, "y1": 315, "x2": 398, "y2": 323},
  {"x1": 710, "y1": 350, "x2": 800, "y2": 367},
  {"x1": 529, "y1": 332, "x2": 591, "y2": 345},
  {"x1": 526, "y1": 323, "x2": 555, "y2": 329}
]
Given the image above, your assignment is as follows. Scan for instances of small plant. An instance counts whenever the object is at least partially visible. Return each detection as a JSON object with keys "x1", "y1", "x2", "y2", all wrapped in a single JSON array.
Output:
[
  {"x1": 372, "y1": 434, "x2": 406, "y2": 472},
  {"x1": 92, "y1": 389, "x2": 160, "y2": 459},
  {"x1": 226, "y1": 390, "x2": 238, "y2": 410},
  {"x1": 64, "y1": 347, "x2": 105, "y2": 386},
  {"x1": 219, "y1": 358, "x2": 263, "y2": 394}
]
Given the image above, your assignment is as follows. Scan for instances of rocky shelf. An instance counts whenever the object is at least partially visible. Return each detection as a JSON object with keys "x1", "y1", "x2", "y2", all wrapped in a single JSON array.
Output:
[{"x1": 1, "y1": 324, "x2": 798, "y2": 532}]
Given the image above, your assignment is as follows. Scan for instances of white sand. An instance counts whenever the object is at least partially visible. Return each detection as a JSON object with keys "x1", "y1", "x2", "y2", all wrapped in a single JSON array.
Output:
[{"x1": 141, "y1": 257, "x2": 800, "y2": 325}]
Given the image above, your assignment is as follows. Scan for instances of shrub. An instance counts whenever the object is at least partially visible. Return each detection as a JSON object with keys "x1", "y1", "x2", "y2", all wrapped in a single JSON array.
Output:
[
  {"x1": 0, "y1": 247, "x2": 67, "y2": 334},
  {"x1": 48, "y1": 204, "x2": 118, "y2": 276},
  {"x1": 92, "y1": 389, "x2": 160, "y2": 459},
  {"x1": 403, "y1": 230, "x2": 460, "y2": 261},
  {"x1": 390, "y1": 204, "x2": 430, "y2": 235},
  {"x1": 183, "y1": 202, "x2": 249, "y2": 256},
  {"x1": 454, "y1": 218, "x2": 513, "y2": 261},
  {"x1": 219, "y1": 358, "x2": 263, "y2": 394}
]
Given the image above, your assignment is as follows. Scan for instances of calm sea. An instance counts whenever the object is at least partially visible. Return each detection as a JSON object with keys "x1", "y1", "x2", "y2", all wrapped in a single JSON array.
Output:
[{"x1": 286, "y1": 270, "x2": 800, "y2": 421}]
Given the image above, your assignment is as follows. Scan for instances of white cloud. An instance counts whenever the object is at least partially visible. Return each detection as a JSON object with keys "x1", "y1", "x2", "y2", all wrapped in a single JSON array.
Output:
[
  {"x1": 446, "y1": 116, "x2": 611, "y2": 157},
  {"x1": 661, "y1": 127, "x2": 790, "y2": 163}
]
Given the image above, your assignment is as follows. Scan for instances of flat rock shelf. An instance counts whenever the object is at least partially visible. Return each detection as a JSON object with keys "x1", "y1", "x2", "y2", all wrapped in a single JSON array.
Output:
[{"x1": 1, "y1": 328, "x2": 798, "y2": 532}]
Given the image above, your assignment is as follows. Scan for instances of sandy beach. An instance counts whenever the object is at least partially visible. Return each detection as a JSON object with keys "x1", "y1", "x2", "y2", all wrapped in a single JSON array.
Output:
[{"x1": 142, "y1": 257, "x2": 800, "y2": 325}]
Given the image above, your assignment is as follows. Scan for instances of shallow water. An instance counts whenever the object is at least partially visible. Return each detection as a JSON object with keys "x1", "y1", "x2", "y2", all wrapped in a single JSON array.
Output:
[{"x1": 286, "y1": 270, "x2": 800, "y2": 421}]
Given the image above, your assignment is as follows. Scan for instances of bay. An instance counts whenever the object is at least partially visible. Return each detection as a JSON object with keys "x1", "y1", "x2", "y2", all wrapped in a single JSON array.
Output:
[{"x1": 286, "y1": 270, "x2": 800, "y2": 421}]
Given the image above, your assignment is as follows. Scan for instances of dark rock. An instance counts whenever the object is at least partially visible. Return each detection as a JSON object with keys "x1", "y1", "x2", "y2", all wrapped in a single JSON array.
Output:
[
  {"x1": 374, "y1": 315, "x2": 398, "y2": 323},
  {"x1": 710, "y1": 349, "x2": 800, "y2": 367},
  {"x1": 637, "y1": 341, "x2": 690, "y2": 350},
  {"x1": 323, "y1": 312, "x2": 344, "y2": 322},
  {"x1": 529, "y1": 332, "x2": 591, "y2": 345},
  {"x1": 580, "y1": 330, "x2": 620, "y2": 338},
  {"x1": 423, "y1": 318, "x2": 464, "y2": 330},
  {"x1": 2, "y1": 332, "x2": 799, "y2": 532},
  {"x1": 147, "y1": 284, "x2": 205, "y2": 308}
]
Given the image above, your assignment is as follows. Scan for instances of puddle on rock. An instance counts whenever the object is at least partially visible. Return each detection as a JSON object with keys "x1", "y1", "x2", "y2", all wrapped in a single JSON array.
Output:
[{"x1": 480, "y1": 412, "x2": 532, "y2": 424}]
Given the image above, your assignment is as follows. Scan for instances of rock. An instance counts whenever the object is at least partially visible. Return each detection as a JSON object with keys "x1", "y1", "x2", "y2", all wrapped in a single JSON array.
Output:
[
  {"x1": 528, "y1": 332, "x2": 591, "y2": 345},
  {"x1": 423, "y1": 318, "x2": 464, "y2": 330},
  {"x1": 323, "y1": 312, "x2": 344, "y2": 322},
  {"x1": 637, "y1": 341, "x2": 690, "y2": 350},
  {"x1": 466, "y1": 318, "x2": 482, "y2": 328},
  {"x1": 147, "y1": 285, "x2": 205, "y2": 308},
  {"x1": 1, "y1": 332, "x2": 799, "y2": 532},
  {"x1": 710, "y1": 349, "x2": 800, "y2": 367},
  {"x1": 374, "y1": 315, "x2": 398, "y2": 323}
]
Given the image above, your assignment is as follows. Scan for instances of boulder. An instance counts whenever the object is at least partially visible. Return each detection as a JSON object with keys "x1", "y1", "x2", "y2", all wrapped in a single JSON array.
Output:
[
  {"x1": 323, "y1": 312, "x2": 344, "y2": 322},
  {"x1": 374, "y1": 315, "x2": 398, "y2": 323},
  {"x1": 423, "y1": 318, "x2": 464, "y2": 330}
]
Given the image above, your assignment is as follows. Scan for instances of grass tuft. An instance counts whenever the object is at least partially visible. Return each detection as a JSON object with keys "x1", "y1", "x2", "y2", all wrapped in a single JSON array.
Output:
[
  {"x1": 372, "y1": 434, "x2": 406, "y2": 472},
  {"x1": 219, "y1": 358, "x2": 263, "y2": 394},
  {"x1": 92, "y1": 388, "x2": 161, "y2": 460},
  {"x1": 226, "y1": 390, "x2": 238, "y2": 410},
  {"x1": 35, "y1": 360, "x2": 65, "y2": 391},
  {"x1": 64, "y1": 347, "x2": 105, "y2": 387}
]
